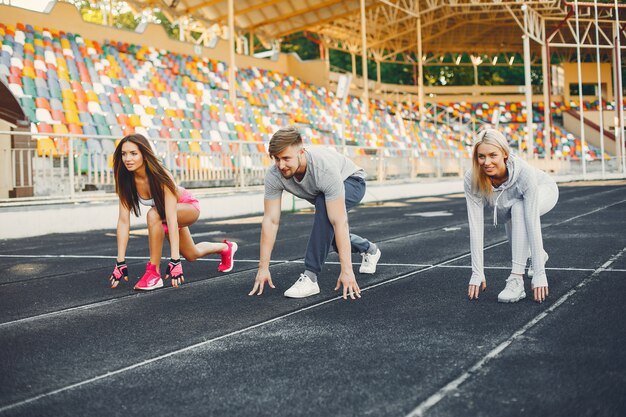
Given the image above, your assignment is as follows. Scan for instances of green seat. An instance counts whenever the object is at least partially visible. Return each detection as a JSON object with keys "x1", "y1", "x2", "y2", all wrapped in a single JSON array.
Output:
[
  {"x1": 93, "y1": 113, "x2": 106, "y2": 125},
  {"x1": 177, "y1": 140, "x2": 190, "y2": 152},
  {"x1": 96, "y1": 124, "x2": 111, "y2": 136}
]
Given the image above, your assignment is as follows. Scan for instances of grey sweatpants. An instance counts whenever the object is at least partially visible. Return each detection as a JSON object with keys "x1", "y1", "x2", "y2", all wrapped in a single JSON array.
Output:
[
  {"x1": 506, "y1": 181, "x2": 559, "y2": 277},
  {"x1": 303, "y1": 176, "x2": 371, "y2": 275}
]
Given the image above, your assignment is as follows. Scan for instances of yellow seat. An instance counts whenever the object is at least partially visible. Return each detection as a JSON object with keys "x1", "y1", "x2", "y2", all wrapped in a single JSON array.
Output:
[
  {"x1": 22, "y1": 66, "x2": 36, "y2": 79},
  {"x1": 23, "y1": 43, "x2": 35, "y2": 55},
  {"x1": 53, "y1": 123, "x2": 69, "y2": 134},
  {"x1": 145, "y1": 106, "x2": 156, "y2": 115},
  {"x1": 61, "y1": 89, "x2": 76, "y2": 101},
  {"x1": 128, "y1": 114, "x2": 142, "y2": 127},
  {"x1": 37, "y1": 137, "x2": 58, "y2": 157},
  {"x1": 189, "y1": 142, "x2": 202, "y2": 152},
  {"x1": 62, "y1": 99, "x2": 78, "y2": 112},
  {"x1": 86, "y1": 91, "x2": 99, "y2": 102},
  {"x1": 187, "y1": 156, "x2": 201, "y2": 170},
  {"x1": 65, "y1": 110, "x2": 81, "y2": 125}
]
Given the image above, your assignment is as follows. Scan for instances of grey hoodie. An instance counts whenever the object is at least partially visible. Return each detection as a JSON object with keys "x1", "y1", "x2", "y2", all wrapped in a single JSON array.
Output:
[{"x1": 464, "y1": 154, "x2": 557, "y2": 288}]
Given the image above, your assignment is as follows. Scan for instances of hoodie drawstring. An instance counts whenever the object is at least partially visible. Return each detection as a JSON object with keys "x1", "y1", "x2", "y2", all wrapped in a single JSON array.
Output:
[{"x1": 493, "y1": 190, "x2": 504, "y2": 226}]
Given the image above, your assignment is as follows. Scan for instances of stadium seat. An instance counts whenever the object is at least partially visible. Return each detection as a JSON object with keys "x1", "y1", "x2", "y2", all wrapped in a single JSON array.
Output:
[{"x1": 37, "y1": 137, "x2": 58, "y2": 157}]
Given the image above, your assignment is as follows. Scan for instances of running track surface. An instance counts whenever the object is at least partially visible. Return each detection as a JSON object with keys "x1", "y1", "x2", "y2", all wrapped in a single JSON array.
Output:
[{"x1": 0, "y1": 181, "x2": 625, "y2": 417}]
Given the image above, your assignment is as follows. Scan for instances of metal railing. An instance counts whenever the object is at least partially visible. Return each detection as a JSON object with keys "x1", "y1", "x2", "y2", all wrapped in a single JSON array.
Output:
[{"x1": 0, "y1": 130, "x2": 623, "y2": 202}]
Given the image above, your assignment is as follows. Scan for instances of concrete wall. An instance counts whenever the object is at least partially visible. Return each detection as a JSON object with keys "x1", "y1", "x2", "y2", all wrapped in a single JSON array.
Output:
[
  {"x1": 563, "y1": 110, "x2": 618, "y2": 155},
  {"x1": 561, "y1": 62, "x2": 614, "y2": 104}
]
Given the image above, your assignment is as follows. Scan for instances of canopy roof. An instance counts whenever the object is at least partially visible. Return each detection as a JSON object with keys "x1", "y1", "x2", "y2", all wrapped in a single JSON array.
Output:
[{"x1": 125, "y1": 0, "x2": 626, "y2": 64}]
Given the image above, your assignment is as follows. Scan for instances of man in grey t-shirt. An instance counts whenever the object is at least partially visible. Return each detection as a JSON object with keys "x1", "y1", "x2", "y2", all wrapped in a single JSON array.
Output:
[{"x1": 248, "y1": 126, "x2": 381, "y2": 300}]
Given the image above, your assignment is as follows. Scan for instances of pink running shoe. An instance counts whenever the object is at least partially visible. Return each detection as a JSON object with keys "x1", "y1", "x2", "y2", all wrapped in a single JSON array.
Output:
[
  {"x1": 218, "y1": 240, "x2": 238, "y2": 273},
  {"x1": 134, "y1": 262, "x2": 163, "y2": 291}
]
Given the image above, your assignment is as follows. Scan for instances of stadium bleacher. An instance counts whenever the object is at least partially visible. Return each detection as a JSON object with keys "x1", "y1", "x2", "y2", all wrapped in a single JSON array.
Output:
[{"x1": 0, "y1": 20, "x2": 612, "y2": 175}]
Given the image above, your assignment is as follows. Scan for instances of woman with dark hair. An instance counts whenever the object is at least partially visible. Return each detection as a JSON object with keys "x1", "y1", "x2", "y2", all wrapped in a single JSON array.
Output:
[
  {"x1": 109, "y1": 134, "x2": 237, "y2": 290},
  {"x1": 464, "y1": 128, "x2": 558, "y2": 303}
]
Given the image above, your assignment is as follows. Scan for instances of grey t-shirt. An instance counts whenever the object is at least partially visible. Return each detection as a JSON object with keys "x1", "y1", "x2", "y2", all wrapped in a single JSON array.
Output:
[{"x1": 264, "y1": 147, "x2": 366, "y2": 204}]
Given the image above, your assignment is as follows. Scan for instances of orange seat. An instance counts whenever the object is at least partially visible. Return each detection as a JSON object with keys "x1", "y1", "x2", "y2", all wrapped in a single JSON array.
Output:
[
  {"x1": 35, "y1": 97, "x2": 51, "y2": 111},
  {"x1": 117, "y1": 114, "x2": 130, "y2": 125}
]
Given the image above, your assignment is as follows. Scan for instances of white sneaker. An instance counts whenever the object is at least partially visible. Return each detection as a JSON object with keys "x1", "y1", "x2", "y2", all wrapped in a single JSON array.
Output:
[
  {"x1": 359, "y1": 248, "x2": 381, "y2": 274},
  {"x1": 528, "y1": 252, "x2": 549, "y2": 278},
  {"x1": 497, "y1": 275, "x2": 526, "y2": 303},
  {"x1": 284, "y1": 274, "x2": 320, "y2": 298}
]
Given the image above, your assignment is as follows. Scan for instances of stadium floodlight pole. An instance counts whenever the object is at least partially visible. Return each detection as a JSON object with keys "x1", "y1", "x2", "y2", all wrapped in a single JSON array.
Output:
[
  {"x1": 228, "y1": 0, "x2": 236, "y2": 108},
  {"x1": 522, "y1": 4, "x2": 534, "y2": 159},
  {"x1": 541, "y1": 18, "x2": 552, "y2": 160},
  {"x1": 574, "y1": 0, "x2": 587, "y2": 178},
  {"x1": 615, "y1": 0, "x2": 626, "y2": 174},
  {"x1": 416, "y1": 0, "x2": 425, "y2": 126},
  {"x1": 360, "y1": 0, "x2": 369, "y2": 108},
  {"x1": 69, "y1": 131, "x2": 75, "y2": 200},
  {"x1": 594, "y1": 0, "x2": 606, "y2": 178}
]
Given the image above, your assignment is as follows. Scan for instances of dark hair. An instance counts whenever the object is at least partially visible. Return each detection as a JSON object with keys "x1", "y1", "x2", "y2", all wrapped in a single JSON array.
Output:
[
  {"x1": 268, "y1": 126, "x2": 303, "y2": 157},
  {"x1": 113, "y1": 134, "x2": 177, "y2": 220}
]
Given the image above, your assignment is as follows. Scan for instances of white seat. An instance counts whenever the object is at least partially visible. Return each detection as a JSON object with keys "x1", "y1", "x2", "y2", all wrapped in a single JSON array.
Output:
[
  {"x1": 135, "y1": 126, "x2": 149, "y2": 137},
  {"x1": 87, "y1": 101, "x2": 103, "y2": 114},
  {"x1": 140, "y1": 114, "x2": 154, "y2": 128},
  {"x1": 92, "y1": 82, "x2": 105, "y2": 94},
  {"x1": 34, "y1": 59, "x2": 47, "y2": 72},
  {"x1": 35, "y1": 108, "x2": 54, "y2": 123},
  {"x1": 8, "y1": 83, "x2": 24, "y2": 97},
  {"x1": 133, "y1": 104, "x2": 146, "y2": 116},
  {"x1": 44, "y1": 50, "x2": 57, "y2": 66},
  {"x1": 14, "y1": 30, "x2": 25, "y2": 45},
  {"x1": 139, "y1": 95, "x2": 152, "y2": 107},
  {"x1": 218, "y1": 121, "x2": 229, "y2": 132},
  {"x1": 2, "y1": 44, "x2": 13, "y2": 55},
  {"x1": 10, "y1": 57, "x2": 23, "y2": 70},
  {"x1": 210, "y1": 130, "x2": 222, "y2": 142},
  {"x1": 158, "y1": 97, "x2": 170, "y2": 109},
  {"x1": 128, "y1": 78, "x2": 141, "y2": 90}
]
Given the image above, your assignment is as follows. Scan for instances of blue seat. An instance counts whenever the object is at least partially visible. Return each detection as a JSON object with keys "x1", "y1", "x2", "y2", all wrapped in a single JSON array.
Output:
[
  {"x1": 83, "y1": 124, "x2": 98, "y2": 136},
  {"x1": 79, "y1": 112, "x2": 94, "y2": 125}
]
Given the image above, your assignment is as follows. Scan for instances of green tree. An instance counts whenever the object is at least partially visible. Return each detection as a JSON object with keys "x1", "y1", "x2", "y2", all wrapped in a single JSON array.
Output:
[
  {"x1": 281, "y1": 32, "x2": 321, "y2": 60},
  {"x1": 153, "y1": 10, "x2": 179, "y2": 39}
]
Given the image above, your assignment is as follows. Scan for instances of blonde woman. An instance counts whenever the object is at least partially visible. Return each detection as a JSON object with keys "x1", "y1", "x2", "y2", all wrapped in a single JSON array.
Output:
[
  {"x1": 464, "y1": 128, "x2": 558, "y2": 303},
  {"x1": 109, "y1": 134, "x2": 237, "y2": 290}
]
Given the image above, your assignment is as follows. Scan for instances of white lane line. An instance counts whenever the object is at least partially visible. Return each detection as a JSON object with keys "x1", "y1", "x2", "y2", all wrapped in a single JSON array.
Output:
[
  {"x1": 552, "y1": 198, "x2": 626, "y2": 226},
  {"x1": 0, "y1": 249, "x2": 479, "y2": 415},
  {"x1": 1, "y1": 254, "x2": 614, "y2": 273},
  {"x1": 0, "y1": 199, "x2": 623, "y2": 412},
  {"x1": 0, "y1": 254, "x2": 287, "y2": 264},
  {"x1": 405, "y1": 245, "x2": 626, "y2": 417}
]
